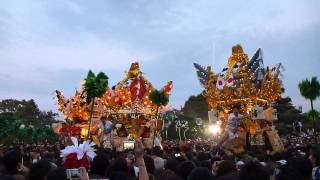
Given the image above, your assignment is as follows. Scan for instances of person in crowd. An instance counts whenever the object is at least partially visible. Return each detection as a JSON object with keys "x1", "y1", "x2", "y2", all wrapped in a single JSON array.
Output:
[
  {"x1": 276, "y1": 165, "x2": 303, "y2": 180},
  {"x1": 187, "y1": 167, "x2": 214, "y2": 180},
  {"x1": 42, "y1": 152, "x2": 57, "y2": 169},
  {"x1": 28, "y1": 159, "x2": 53, "y2": 180},
  {"x1": 90, "y1": 154, "x2": 109, "y2": 179},
  {"x1": 286, "y1": 157, "x2": 313, "y2": 180},
  {"x1": 217, "y1": 106, "x2": 244, "y2": 148},
  {"x1": 95, "y1": 116, "x2": 114, "y2": 146},
  {"x1": 156, "y1": 170, "x2": 183, "y2": 180},
  {"x1": 152, "y1": 146, "x2": 165, "y2": 173},
  {"x1": 0, "y1": 175, "x2": 16, "y2": 180},
  {"x1": 109, "y1": 157, "x2": 129, "y2": 178},
  {"x1": 164, "y1": 158, "x2": 179, "y2": 174},
  {"x1": 46, "y1": 167, "x2": 68, "y2": 180},
  {"x1": 1, "y1": 150, "x2": 27, "y2": 179},
  {"x1": 46, "y1": 167, "x2": 89, "y2": 180},
  {"x1": 216, "y1": 160, "x2": 237, "y2": 177},
  {"x1": 293, "y1": 120, "x2": 303, "y2": 134},
  {"x1": 199, "y1": 160, "x2": 212, "y2": 171},
  {"x1": 309, "y1": 145, "x2": 320, "y2": 180},
  {"x1": 177, "y1": 161, "x2": 196, "y2": 180},
  {"x1": 144, "y1": 155, "x2": 155, "y2": 175},
  {"x1": 134, "y1": 139, "x2": 149, "y2": 180},
  {"x1": 0, "y1": 130, "x2": 320, "y2": 180},
  {"x1": 239, "y1": 161, "x2": 269, "y2": 180},
  {"x1": 216, "y1": 174, "x2": 239, "y2": 180}
]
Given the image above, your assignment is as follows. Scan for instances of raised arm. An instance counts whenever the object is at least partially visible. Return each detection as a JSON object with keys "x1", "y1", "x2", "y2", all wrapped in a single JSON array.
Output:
[{"x1": 135, "y1": 139, "x2": 148, "y2": 180}]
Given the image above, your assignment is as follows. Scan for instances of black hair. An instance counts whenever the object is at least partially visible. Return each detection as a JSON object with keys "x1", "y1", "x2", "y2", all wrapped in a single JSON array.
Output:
[
  {"x1": 165, "y1": 158, "x2": 179, "y2": 174},
  {"x1": 144, "y1": 155, "x2": 155, "y2": 174},
  {"x1": 109, "y1": 171, "x2": 129, "y2": 180},
  {"x1": 276, "y1": 165, "x2": 302, "y2": 180},
  {"x1": 187, "y1": 167, "x2": 214, "y2": 180},
  {"x1": 239, "y1": 161, "x2": 269, "y2": 180},
  {"x1": 110, "y1": 157, "x2": 128, "y2": 173},
  {"x1": 47, "y1": 167, "x2": 68, "y2": 180},
  {"x1": 232, "y1": 104, "x2": 241, "y2": 110},
  {"x1": 152, "y1": 146, "x2": 164, "y2": 158},
  {"x1": 185, "y1": 152, "x2": 194, "y2": 161},
  {"x1": 156, "y1": 170, "x2": 183, "y2": 180},
  {"x1": 1, "y1": 150, "x2": 22, "y2": 174},
  {"x1": 310, "y1": 145, "x2": 320, "y2": 166},
  {"x1": 28, "y1": 159, "x2": 53, "y2": 180},
  {"x1": 42, "y1": 152, "x2": 55, "y2": 162},
  {"x1": 217, "y1": 160, "x2": 236, "y2": 177},
  {"x1": 216, "y1": 174, "x2": 239, "y2": 180},
  {"x1": 200, "y1": 160, "x2": 212, "y2": 171},
  {"x1": 177, "y1": 161, "x2": 196, "y2": 180},
  {"x1": 211, "y1": 156, "x2": 222, "y2": 164},
  {"x1": 197, "y1": 152, "x2": 210, "y2": 162},
  {"x1": 0, "y1": 175, "x2": 15, "y2": 180},
  {"x1": 91, "y1": 154, "x2": 109, "y2": 176},
  {"x1": 286, "y1": 157, "x2": 312, "y2": 179}
]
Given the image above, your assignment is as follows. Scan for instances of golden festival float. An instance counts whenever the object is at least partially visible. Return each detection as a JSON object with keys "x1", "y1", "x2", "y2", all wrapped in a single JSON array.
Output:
[
  {"x1": 194, "y1": 44, "x2": 284, "y2": 155},
  {"x1": 53, "y1": 62, "x2": 173, "y2": 150}
]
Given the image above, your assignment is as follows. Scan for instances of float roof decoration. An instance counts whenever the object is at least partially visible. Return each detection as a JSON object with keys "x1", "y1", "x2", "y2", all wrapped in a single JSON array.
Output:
[
  {"x1": 194, "y1": 44, "x2": 282, "y2": 112},
  {"x1": 101, "y1": 62, "x2": 173, "y2": 116},
  {"x1": 55, "y1": 89, "x2": 90, "y2": 122}
]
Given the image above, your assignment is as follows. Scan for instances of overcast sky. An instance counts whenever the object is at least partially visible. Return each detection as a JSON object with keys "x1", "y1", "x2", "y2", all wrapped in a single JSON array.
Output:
[{"x1": 0, "y1": 0, "x2": 319, "y2": 114}]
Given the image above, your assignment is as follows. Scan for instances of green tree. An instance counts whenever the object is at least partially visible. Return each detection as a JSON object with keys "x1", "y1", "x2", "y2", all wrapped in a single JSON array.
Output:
[
  {"x1": 298, "y1": 77, "x2": 320, "y2": 121},
  {"x1": 0, "y1": 115, "x2": 59, "y2": 144},
  {"x1": 0, "y1": 116, "x2": 22, "y2": 144},
  {"x1": 181, "y1": 93, "x2": 209, "y2": 121},
  {"x1": 0, "y1": 99, "x2": 40, "y2": 118},
  {"x1": 0, "y1": 99, "x2": 57, "y2": 126},
  {"x1": 37, "y1": 110, "x2": 58, "y2": 126},
  {"x1": 273, "y1": 96, "x2": 305, "y2": 134}
]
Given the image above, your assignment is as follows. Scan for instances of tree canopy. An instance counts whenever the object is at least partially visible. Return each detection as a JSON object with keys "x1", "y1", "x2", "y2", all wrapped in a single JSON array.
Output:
[
  {"x1": 273, "y1": 97, "x2": 304, "y2": 134},
  {"x1": 0, "y1": 99, "x2": 60, "y2": 144},
  {"x1": 0, "y1": 99, "x2": 57, "y2": 127},
  {"x1": 298, "y1": 77, "x2": 320, "y2": 121},
  {"x1": 181, "y1": 93, "x2": 209, "y2": 121}
]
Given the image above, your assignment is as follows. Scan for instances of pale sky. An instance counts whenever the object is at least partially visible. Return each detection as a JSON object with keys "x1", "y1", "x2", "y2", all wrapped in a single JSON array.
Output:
[{"x1": 0, "y1": 0, "x2": 319, "y2": 113}]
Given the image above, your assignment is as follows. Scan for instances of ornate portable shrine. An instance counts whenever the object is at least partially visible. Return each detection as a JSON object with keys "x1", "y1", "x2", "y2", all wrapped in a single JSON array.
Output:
[
  {"x1": 99, "y1": 62, "x2": 173, "y2": 140},
  {"x1": 194, "y1": 44, "x2": 284, "y2": 152},
  {"x1": 54, "y1": 62, "x2": 173, "y2": 148}
]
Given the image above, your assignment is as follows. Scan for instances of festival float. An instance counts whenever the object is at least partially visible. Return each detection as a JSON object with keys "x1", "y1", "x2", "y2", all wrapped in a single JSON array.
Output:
[
  {"x1": 53, "y1": 62, "x2": 172, "y2": 150},
  {"x1": 194, "y1": 44, "x2": 284, "y2": 154}
]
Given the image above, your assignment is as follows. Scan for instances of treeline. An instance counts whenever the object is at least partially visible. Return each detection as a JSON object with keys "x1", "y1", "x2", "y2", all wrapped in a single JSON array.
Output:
[{"x1": 0, "y1": 99, "x2": 59, "y2": 144}]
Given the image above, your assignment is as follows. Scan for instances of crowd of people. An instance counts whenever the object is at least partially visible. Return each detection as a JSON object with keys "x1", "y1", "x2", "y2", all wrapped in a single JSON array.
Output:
[{"x1": 0, "y1": 134, "x2": 320, "y2": 180}]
